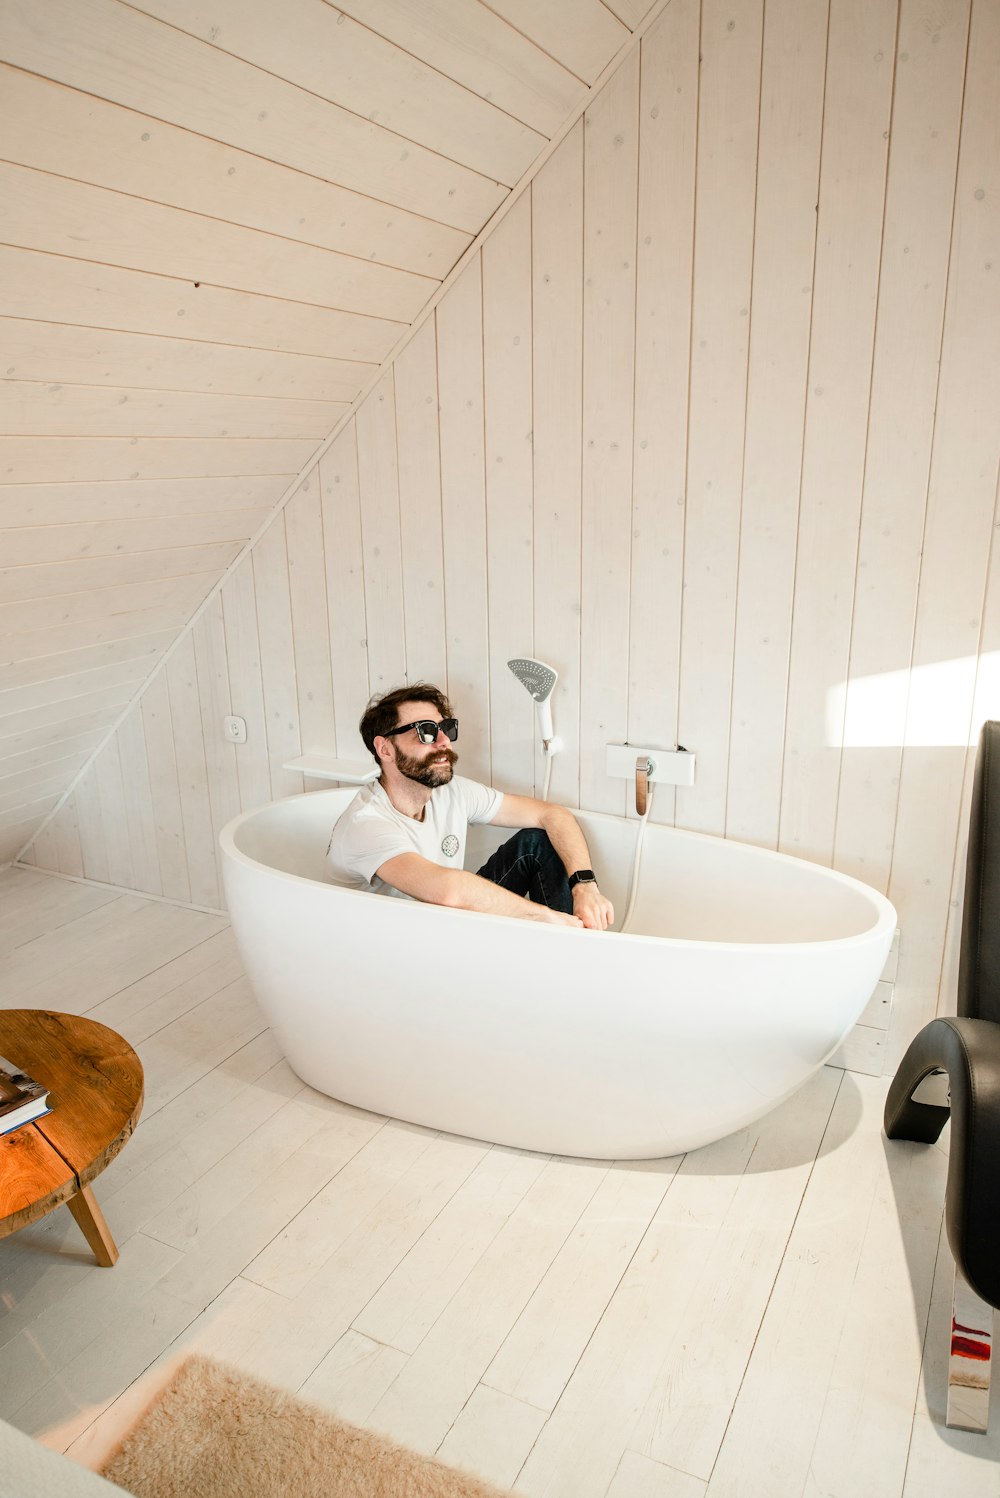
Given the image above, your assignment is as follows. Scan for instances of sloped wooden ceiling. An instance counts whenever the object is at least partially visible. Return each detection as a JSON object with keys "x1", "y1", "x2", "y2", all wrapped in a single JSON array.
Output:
[{"x1": 0, "y1": 0, "x2": 661, "y2": 864}]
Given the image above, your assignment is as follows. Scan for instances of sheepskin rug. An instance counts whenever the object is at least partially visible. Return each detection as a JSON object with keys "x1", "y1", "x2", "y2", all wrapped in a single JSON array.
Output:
[{"x1": 100, "y1": 1354, "x2": 509, "y2": 1498}]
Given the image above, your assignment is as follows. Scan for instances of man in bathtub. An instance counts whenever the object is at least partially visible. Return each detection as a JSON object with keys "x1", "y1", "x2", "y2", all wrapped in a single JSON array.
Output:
[{"x1": 326, "y1": 684, "x2": 614, "y2": 931}]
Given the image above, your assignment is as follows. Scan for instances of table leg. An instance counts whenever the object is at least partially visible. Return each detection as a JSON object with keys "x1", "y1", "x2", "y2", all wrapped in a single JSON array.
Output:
[
  {"x1": 67, "y1": 1184, "x2": 119, "y2": 1267},
  {"x1": 947, "y1": 1266, "x2": 993, "y2": 1432}
]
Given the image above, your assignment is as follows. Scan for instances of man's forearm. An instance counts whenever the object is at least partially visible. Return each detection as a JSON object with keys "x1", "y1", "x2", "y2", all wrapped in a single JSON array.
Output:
[
  {"x1": 535, "y1": 803, "x2": 593, "y2": 878},
  {"x1": 441, "y1": 868, "x2": 566, "y2": 922},
  {"x1": 378, "y1": 852, "x2": 579, "y2": 924},
  {"x1": 535, "y1": 803, "x2": 614, "y2": 929}
]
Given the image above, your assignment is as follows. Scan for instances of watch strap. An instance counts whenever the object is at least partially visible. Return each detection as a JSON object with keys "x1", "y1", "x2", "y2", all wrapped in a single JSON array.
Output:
[{"x1": 568, "y1": 869, "x2": 597, "y2": 890}]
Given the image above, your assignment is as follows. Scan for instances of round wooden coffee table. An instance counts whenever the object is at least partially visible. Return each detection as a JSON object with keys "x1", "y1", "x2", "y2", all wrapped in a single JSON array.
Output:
[{"x1": 0, "y1": 1010, "x2": 143, "y2": 1267}]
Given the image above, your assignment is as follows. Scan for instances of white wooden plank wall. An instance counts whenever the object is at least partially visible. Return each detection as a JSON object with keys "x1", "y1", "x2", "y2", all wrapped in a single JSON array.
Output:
[
  {"x1": 284, "y1": 471, "x2": 337, "y2": 772},
  {"x1": 0, "y1": 0, "x2": 661, "y2": 855},
  {"x1": 319, "y1": 428, "x2": 370, "y2": 765},
  {"x1": 531, "y1": 122, "x2": 584, "y2": 811},
  {"x1": 17, "y1": 1, "x2": 1000, "y2": 1076},
  {"x1": 673, "y1": 0, "x2": 762, "y2": 837},
  {"x1": 393, "y1": 322, "x2": 448, "y2": 690},
  {"x1": 777, "y1": 0, "x2": 898, "y2": 867},
  {"x1": 485, "y1": 0, "x2": 630, "y2": 85},
  {"x1": 219, "y1": 562, "x2": 272, "y2": 819},
  {"x1": 355, "y1": 372, "x2": 407, "y2": 701},
  {"x1": 881, "y1": 0, "x2": 1000, "y2": 1067},
  {"x1": 437, "y1": 259, "x2": 492, "y2": 788},
  {"x1": 578, "y1": 51, "x2": 640, "y2": 818},
  {"x1": 725, "y1": 0, "x2": 827, "y2": 847},
  {"x1": 249, "y1": 517, "x2": 304, "y2": 803},
  {"x1": 483, "y1": 196, "x2": 536, "y2": 798},
  {"x1": 833, "y1": 0, "x2": 971, "y2": 896},
  {"x1": 627, "y1": 0, "x2": 699, "y2": 830}
]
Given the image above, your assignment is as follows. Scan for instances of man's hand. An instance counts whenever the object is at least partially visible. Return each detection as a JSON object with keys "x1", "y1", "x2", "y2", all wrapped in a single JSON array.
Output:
[
  {"x1": 572, "y1": 883, "x2": 614, "y2": 931},
  {"x1": 530, "y1": 906, "x2": 584, "y2": 928}
]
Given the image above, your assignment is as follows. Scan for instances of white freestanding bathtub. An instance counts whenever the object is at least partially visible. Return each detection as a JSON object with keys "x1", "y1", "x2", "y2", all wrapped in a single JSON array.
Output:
[{"x1": 219, "y1": 788, "x2": 896, "y2": 1159}]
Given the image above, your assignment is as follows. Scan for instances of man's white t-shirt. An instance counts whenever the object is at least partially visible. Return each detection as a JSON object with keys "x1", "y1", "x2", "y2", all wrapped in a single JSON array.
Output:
[{"x1": 326, "y1": 775, "x2": 504, "y2": 899}]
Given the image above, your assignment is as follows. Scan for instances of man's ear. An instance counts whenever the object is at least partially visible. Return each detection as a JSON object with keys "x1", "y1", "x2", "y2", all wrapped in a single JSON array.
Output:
[{"x1": 374, "y1": 735, "x2": 393, "y2": 764}]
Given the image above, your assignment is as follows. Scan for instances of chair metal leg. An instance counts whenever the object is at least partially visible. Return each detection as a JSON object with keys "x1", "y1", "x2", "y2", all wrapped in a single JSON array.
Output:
[{"x1": 947, "y1": 1266, "x2": 993, "y2": 1432}]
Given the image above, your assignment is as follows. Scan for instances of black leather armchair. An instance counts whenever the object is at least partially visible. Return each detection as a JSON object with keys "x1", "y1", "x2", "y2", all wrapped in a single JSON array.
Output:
[{"x1": 884, "y1": 718, "x2": 1000, "y2": 1430}]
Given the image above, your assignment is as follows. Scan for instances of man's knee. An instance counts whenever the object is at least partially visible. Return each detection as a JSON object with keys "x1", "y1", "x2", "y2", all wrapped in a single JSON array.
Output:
[
  {"x1": 506, "y1": 828, "x2": 549, "y2": 857},
  {"x1": 479, "y1": 828, "x2": 564, "y2": 892}
]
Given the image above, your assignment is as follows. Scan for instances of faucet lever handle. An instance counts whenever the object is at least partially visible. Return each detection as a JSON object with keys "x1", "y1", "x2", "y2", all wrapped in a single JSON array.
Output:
[{"x1": 635, "y1": 755, "x2": 654, "y2": 817}]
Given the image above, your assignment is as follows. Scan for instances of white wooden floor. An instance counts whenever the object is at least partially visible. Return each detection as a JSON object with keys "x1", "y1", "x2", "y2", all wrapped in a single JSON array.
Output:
[{"x1": 1, "y1": 865, "x2": 997, "y2": 1497}]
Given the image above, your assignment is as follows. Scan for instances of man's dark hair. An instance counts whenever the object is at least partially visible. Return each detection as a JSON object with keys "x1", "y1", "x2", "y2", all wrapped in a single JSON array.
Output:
[{"x1": 359, "y1": 683, "x2": 453, "y2": 760}]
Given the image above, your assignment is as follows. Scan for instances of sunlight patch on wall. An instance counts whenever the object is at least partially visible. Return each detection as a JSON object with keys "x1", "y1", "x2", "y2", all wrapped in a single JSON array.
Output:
[{"x1": 829, "y1": 652, "x2": 1000, "y2": 748}]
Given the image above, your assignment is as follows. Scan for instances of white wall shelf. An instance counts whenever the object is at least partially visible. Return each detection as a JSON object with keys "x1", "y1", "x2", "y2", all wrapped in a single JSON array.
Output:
[{"x1": 282, "y1": 755, "x2": 378, "y2": 784}]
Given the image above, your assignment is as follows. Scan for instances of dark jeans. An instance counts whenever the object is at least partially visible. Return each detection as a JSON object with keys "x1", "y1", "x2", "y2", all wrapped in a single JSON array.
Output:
[{"x1": 476, "y1": 829, "x2": 573, "y2": 914}]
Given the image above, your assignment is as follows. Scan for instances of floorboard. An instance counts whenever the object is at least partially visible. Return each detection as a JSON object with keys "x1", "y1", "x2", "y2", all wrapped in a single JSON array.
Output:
[{"x1": 0, "y1": 868, "x2": 993, "y2": 1496}]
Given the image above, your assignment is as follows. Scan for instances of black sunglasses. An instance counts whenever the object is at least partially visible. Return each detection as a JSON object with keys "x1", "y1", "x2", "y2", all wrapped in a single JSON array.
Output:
[{"x1": 383, "y1": 718, "x2": 459, "y2": 745}]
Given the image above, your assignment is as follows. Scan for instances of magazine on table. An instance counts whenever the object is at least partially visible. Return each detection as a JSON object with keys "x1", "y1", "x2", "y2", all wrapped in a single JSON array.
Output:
[{"x1": 0, "y1": 1054, "x2": 51, "y2": 1137}]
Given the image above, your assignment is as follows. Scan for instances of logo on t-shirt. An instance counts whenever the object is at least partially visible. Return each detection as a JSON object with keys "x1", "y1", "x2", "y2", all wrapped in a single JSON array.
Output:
[{"x1": 441, "y1": 834, "x2": 459, "y2": 858}]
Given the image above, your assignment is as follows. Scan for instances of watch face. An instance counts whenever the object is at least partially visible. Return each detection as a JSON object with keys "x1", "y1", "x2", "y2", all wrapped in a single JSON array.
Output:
[{"x1": 570, "y1": 870, "x2": 596, "y2": 886}]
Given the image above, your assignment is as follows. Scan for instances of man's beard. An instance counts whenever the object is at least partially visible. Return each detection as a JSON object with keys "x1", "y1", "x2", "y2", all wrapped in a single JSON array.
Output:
[{"x1": 392, "y1": 743, "x2": 457, "y2": 788}]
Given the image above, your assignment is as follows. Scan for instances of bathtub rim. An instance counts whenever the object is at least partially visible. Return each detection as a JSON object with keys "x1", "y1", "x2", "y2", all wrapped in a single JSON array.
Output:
[{"x1": 219, "y1": 790, "x2": 898, "y2": 955}]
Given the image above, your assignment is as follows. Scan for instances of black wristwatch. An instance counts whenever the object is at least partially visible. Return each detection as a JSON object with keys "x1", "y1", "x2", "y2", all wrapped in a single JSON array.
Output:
[{"x1": 568, "y1": 869, "x2": 597, "y2": 891}]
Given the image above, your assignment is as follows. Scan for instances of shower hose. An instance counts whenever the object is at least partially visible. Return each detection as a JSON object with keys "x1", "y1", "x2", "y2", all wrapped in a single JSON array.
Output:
[
  {"x1": 620, "y1": 782, "x2": 653, "y2": 934},
  {"x1": 542, "y1": 755, "x2": 650, "y2": 932},
  {"x1": 542, "y1": 751, "x2": 554, "y2": 805}
]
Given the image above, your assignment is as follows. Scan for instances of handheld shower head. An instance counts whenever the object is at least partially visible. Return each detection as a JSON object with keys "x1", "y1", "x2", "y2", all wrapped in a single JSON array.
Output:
[
  {"x1": 507, "y1": 657, "x2": 557, "y2": 703},
  {"x1": 507, "y1": 657, "x2": 558, "y2": 745}
]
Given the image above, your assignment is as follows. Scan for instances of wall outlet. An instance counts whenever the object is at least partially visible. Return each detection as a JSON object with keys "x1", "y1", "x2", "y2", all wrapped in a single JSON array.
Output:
[{"x1": 224, "y1": 715, "x2": 247, "y2": 744}]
